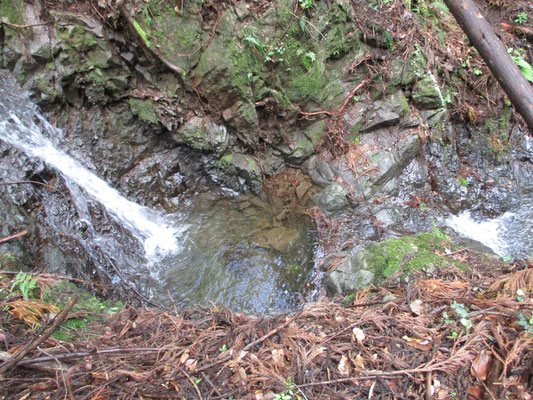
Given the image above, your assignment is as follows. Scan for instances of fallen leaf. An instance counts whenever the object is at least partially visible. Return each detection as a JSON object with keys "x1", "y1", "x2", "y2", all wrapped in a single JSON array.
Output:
[
  {"x1": 352, "y1": 327, "x2": 365, "y2": 343},
  {"x1": 338, "y1": 354, "x2": 351, "y2": 375},
  {"x1": 402, "y1": 335, "x2": 433, "y2": 351},
  {"x1": 179, "y1": 351, "x2": 189, "y2": 364},
  {"x1": 272, "y1": 349, "x2": 285, "y2": 367},
  {"x1": 467, "y1": 385, "x2": 483, "y2": 400},
  {"x1": 410, "y1": 299, "x2": 424, "y2": 315},
  {"x1": 308, "y1": 346, "x2": 326, "y2": 361},
  {"x1": 353, "y1": 353, "x2": 365, "y2": 369},
  {"x1": 237, "y1": 367, "x2": 248, "y2": 384},
  {"x1": 185, "y1": 358, "x2": 197, "y2": 372},
  {"x1": 471, "y1": 349, "x2": 492, "y2": 381}
]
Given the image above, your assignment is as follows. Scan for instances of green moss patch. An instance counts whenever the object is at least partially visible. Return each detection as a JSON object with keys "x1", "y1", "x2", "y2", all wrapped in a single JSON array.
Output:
[{"x1": 366, "y1": 231, "x2": 464, "y2": 281}]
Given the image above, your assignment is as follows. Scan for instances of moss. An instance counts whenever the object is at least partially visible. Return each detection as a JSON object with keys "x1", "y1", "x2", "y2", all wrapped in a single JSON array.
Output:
[
  {"x1": 218, "y1": 154, "x2": 234, "y2": 169},
  {"x1": 0, "y1": 0, "x2": 24, "y2": 25},
  {"x1": 128, "y1": 98, "x2": 159, "y2": 125},
  {"x1": 42, "y1": 281, "x2": 122, "y2": 341},
  {"x1": 366, "y1": 232, "x2": 464, "y2": 281}
]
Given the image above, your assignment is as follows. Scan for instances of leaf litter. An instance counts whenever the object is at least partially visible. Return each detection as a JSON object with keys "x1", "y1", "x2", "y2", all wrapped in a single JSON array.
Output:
[{"x1": 0, "y1": 255, "x2": 531, "y2": 399}]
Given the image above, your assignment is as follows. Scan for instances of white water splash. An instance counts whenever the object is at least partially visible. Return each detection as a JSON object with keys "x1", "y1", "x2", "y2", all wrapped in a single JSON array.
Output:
[
  {"x1": 0, "y1": 113, "x2": 179, "y2": 257},
  {"x1": 446, "y1": 211, "x2": 516, "y2": 257}
]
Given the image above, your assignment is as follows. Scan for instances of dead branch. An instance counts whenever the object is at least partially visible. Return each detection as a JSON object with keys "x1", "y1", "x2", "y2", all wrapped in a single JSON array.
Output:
[
  {"x1": 0, "y1": 231, "x2": 27, "y2": 245},
  {"x1": 299, "y1": 79, "x2": 370, "y2": 119},
  {"x1": 0, "y1": 295, "x2": 78, "y2": 375}
]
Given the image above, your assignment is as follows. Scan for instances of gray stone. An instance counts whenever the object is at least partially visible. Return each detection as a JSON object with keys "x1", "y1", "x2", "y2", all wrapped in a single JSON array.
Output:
[
  {"x1": 412, "y1": 76, "x2": 443, "y2": 109},
  {"x1": 324, "y1": 250, "x2": 375, "y2": 295},
  {"x1": 361, "y1": 91, "x2": 409, "y2": 132},
  {"x1": 312, "y1": 182, "x2": 349, "y2": 213},
  {"x1": 172, "y1": 116, "x2": 229, "y2": 155}
]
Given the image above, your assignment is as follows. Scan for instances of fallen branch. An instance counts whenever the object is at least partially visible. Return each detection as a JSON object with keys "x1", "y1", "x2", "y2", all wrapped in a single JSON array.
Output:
[
  {"x1": 14, "y1": 347, "x2": 164, "y2": 367},
  {"x1": 0, "y1": 21, "x2": 48, "y2": 29},
  {"x1": 0, "y1": 230, "x2": 27, "y2": 245},
  {"x1": 0, "y1": 295, "x2": 78, "y2": 375},
  {"x1": 299, "y1": 79, "x2": 370, "y2": 118}
]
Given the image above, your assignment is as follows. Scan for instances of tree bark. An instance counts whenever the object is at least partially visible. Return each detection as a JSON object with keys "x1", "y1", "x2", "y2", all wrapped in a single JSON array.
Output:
[{"x1": 443, "y1": 0, "x2": 533, "y2": 132}]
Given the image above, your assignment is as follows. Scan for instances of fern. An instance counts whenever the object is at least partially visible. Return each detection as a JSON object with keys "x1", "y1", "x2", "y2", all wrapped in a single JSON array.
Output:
[{"x1": 509, "y1": 49, "x2": 533, "y2": 83}]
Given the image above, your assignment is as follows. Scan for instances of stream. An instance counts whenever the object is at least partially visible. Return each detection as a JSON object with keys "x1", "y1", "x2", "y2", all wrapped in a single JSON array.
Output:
[{"x1": 0, "y1": 71, "x2": 315, "y2": 313}]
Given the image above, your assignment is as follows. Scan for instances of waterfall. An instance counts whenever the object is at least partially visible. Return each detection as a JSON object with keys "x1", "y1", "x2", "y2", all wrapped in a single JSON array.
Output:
[{"x1": 0, "y1": 112, "x2": 180, "y2": 258}]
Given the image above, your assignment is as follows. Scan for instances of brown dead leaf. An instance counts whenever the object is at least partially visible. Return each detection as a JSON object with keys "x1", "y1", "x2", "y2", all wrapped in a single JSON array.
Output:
[
  {"x1": 115, "y1": 369, "x2": 151, "y2": 381},
  {"x1": 471, "y1": 349, "x2": 492, "y2": 381},
  {"x1": 410, "y1": 299, "x2": 424, "y2": 315},
  {"x1": 467, "y1": 385, "x2": 483, "y2": 400},
  {"x1": 237, "y1": 367, "x2": 248, "y2": 384},
  {"x1": 6, "y1": 299, "x2": 60, "y2": 326},
  {"x1": 402, "y1": 335, "x2": 433, "y2": 351},
  {"x1": 353, "y1": 353, "x2": 365, "y2": 369},
  {"x1": 338, "y1": 354, "x2": 351, "y2": 376},
  {"x1": 272, "y1": 349, "x2": 285, "y2": 367}
]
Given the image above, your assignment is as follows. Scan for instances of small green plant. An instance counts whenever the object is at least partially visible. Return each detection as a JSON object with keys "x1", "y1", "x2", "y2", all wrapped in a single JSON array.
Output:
[
  {"x1": 418, "y1": 201, "x2": 429, "y2": 211},
  {"x1": 219, "y1": 343, "x2": 228, "y2": 352},
  {"x1": 450, "y1": 301, "x2": 473, "y2": 329},
  {"x1": 274, "y1": 378, "x2": 296, "y2": 400},
  {"x1": 10, "y1": 272, "x2": 39, "y2": 300},
  {"x1": 517, "y1": 312, "x2": 533, "y2": 335},
  {"x1": 508, "y1": 48, "x2": 533, "y2": 83},
  {"x1": 301, "y1": 51, "x2": 316, "y2": 70},
  {"x1": 298, "y1": 0, "x2": 314, "y2": 9},
  {"x1": 457, "y1": 176, "x2": 468, "y2": 186},
  {"x1": 516, "y1": 289, "x2": 526, "y2": 302},
  {"x1": 514, "y1": 12, "x2": 528, "y2": 24},
  {"x1": 473, "y1": 68, "x2": 483, "y2": 76}
]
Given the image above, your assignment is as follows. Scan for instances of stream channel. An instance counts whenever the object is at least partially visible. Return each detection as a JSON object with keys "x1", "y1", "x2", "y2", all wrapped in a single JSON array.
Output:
[
  {"x1": 1, "y1": 70, "x2": 532, "y2": 314},
  {"x1": 0, "y1": 71, "x2": 316, "y2": 313}
]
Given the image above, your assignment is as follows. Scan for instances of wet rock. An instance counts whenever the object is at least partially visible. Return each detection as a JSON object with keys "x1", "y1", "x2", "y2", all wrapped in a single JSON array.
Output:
[
  {"x1": 278, "y1": 120, "x2": 325, "y2": 164},
  {"x1": 312, "y1": 182, "x2": 350, "y2": 214},
  {"x1": 388, "y1": 51, "x2": 426, "y2": 87},
  {"x1": 302, "y1": 156, "x2": 335, "y2": 187},
  {"x1": 217, "y1": 153, "x2": 263, "y2": 194},
  {"x1": 361, "y1": 91, "x2": 409, "y2": 132},
  {"x1": 324, "y1": 250, "x2": 374, "y2": 295},
  {"x1": 172, "y1": 116, "x2": 229, "y2": 156},
  {"x1": 262, "y1": 226, "x2": 301, "y2": 252},
  {"x1": 412, "y1": 76, "x2": 443, "y2": 109}
]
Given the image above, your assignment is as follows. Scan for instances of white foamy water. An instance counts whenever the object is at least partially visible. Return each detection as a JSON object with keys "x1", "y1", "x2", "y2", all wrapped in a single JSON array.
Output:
[
  {"x1": 446, "y1": 211, "x2": 517, "y2": 258},
  {"x1": 0, "y1": 113, "x2": 179, "y2": 257}
]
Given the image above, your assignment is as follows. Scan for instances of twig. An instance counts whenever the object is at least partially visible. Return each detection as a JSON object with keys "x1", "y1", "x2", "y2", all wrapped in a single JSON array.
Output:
[
  {"x1": 299, "y1": 79, "x2": 370, "y2": 118},
  {"x1": 0, "y1": 230, "x2": 27, "y2": 244},
  {"x1": 183, "y1": 369, "x2": 204, "y2": 400},
  {"x1": 0, "y1": 21, "x2": 48, "y2": 29},
  {"x1": 201, "y1": 371, "x2": 222, "y2": 397},
  {"x1": 0, "y1": 295, "x2": 78, "y2": 375},
  {"x1": 0, "y1": 180, "x2": 59, "y2": 192},
  {"x1": 443, "y1": 247, "x2": 467, "y2": 257},
  {"x1": 196, "y1": 310, "x2": 301, "y2": 373},
  {"x1": 15, "y1": 347, "x2": 164, "y2": 367}
]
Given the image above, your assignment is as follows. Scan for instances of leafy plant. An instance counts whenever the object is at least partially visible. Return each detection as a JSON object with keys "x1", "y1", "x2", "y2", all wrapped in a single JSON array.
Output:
[
  {"x1": 450, "y1": 301, "x2": 472, "y2": 329},
  {"x1": 517, "y1": 312, "x2": 533, "y2": 335},
  {"x1": 219, "y1": 343, "x2": 228, "y2": 352},
  {"x1": 10, "y1": 272, "x2": 39, "y2": 300},
  {"x1": 457, "y1": 176, "x2": 468, "y2": 186},
  {"x1": 508, "y1": 48, "x2": 533, "y2": 83},
  {"x1": 274, "y1": 378, "x2": 296, "y2": 400},
  {"x1": 298, "y1": 0, "x2": 314, "y2": 10},
  {"x1": 514, "y1": 12, "x2": 528, "y2": 24}
]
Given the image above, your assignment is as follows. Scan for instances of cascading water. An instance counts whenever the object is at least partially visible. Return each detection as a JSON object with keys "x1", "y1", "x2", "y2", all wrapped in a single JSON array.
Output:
[
  {"x1": 0, "y1": 70, "x2": 316, "y2": 313},
  {"x1": 0, "y1": 113, "x2": 181, "y2": 257}
]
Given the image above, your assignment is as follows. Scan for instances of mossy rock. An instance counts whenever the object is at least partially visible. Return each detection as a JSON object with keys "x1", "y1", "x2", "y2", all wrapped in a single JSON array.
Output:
[{"x1": 325, "y1": 231, "x2": 466, "y2": 295}]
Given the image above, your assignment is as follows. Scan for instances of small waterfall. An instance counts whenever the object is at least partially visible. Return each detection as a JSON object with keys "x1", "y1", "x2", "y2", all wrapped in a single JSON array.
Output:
[{"x1": 0, "y1": 113, "x2": 180, "y2": 257}]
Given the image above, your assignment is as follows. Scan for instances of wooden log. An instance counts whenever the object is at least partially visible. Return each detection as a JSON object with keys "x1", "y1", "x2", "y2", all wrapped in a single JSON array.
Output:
[{"x1": 443, "y1": 0, "x2": 533, "y2": 131}]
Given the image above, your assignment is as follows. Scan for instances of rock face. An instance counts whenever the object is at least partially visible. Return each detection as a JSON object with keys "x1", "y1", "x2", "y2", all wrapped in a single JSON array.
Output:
[{"x1": 1, "y1": 0, "x2": 530, "y2": 303}]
